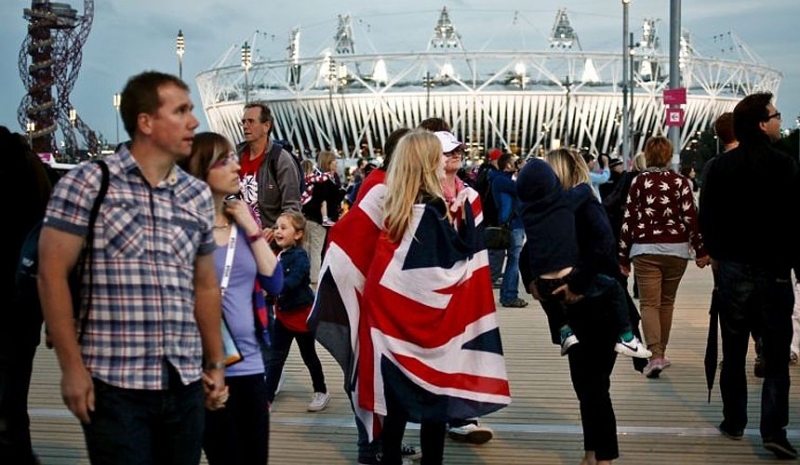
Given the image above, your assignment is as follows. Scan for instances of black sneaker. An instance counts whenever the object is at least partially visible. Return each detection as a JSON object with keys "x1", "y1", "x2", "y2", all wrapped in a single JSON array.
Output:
[
  {"x1": 718, "y1": 421, "x2": 744, "y2": 441},
  {"x1": 763, "y1": 437, "x2": 798, "y2": 459}
]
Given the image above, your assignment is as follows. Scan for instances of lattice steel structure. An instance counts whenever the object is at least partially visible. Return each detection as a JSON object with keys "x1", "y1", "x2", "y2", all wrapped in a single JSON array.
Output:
[
  {"x1": 18, "y1": 0, "x2": 99, "y2": 156},
  {"x1": 197, "y1": 8, "x2": 781, "y2": 158}
]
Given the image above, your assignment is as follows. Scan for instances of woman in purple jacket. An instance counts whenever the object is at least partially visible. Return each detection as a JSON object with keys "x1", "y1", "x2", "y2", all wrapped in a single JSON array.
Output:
[{"x1": 180, "y1": 132, "x2": 284, "y2": 465}]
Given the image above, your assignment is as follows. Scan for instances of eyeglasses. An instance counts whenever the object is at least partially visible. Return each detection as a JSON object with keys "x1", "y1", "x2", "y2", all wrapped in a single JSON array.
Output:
[
  {"x1": 766, "y1": 112, "x2": 782, "y2": 121},
  {"x1": 444, "y1": 148, "x2": 464, "y2": 158},
  {"x1": 210, "y1": 152, "x2": 238, "y2": 171},
  {"x1": 239, "y1": 118, "x2": 263, "y2": 127}
]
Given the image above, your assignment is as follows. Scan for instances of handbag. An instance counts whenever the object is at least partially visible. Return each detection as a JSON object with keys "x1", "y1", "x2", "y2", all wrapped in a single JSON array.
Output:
[{"x1": 484, "y1": 224, "x2": 511, "y2": 250}]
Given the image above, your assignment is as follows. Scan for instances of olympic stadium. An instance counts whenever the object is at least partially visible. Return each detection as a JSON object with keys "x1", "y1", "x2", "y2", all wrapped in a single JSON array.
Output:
[{"x1": 196, "y1": 7, "x2": 781, "y2": 159}]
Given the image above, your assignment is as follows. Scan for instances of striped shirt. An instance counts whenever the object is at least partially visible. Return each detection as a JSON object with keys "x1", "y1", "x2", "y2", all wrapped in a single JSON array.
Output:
[{"x1": 43, "y1": 146, "x2": 217, "y2": 390}]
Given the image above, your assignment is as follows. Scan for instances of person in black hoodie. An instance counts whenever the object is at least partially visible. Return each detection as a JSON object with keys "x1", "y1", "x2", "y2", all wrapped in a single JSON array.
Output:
[
  {"x1": 699, "y1": 92, "x2": 800, "y2": 459},
  {"x1": 2, "y1": 126, "x2": 53, "y2": 465},
  {"x1": 518, "y1": 154, "x2": 646, "y2": 465}
]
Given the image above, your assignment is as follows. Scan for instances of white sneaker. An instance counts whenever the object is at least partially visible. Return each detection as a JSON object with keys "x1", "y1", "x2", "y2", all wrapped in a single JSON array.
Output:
[
  {"x1": 447, "y1": 421, "x2": 494, "y2": 445},
  {"x1": 615, "y1": 337, "x2": 652, "y2": 359},
  {"x1": 307, "y1": 392, "x2": 331, "y2": 412}
]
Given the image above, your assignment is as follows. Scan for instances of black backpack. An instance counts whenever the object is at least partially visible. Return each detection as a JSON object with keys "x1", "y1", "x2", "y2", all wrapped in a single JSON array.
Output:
[{"x1": 15, "y1": 160, "x2": 109, "y2": 343}]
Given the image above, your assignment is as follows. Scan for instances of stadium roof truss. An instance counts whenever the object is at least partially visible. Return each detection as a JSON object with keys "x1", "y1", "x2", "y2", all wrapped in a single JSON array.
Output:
[{"x1": 197, "y1": 9, "x2": 780, "y2": 158}]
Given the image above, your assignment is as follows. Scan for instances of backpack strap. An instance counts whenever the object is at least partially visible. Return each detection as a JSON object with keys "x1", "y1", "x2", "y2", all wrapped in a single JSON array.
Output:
[
  {"x1": 267, "y1": 142, "x2": 283, "y2": 181},
  {"x1": 77, "y1": 159, "x2": 109, "y2": 342}
]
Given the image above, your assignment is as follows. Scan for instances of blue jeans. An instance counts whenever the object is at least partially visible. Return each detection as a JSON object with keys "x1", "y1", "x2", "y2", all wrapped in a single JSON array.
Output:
[
  {"x1": 488, "y1": 249, "x2": 505, "y2": 283},
  {"x1": 499, "y1": 227, "x2": 525, "y2": 303},
  {"x1": 716, "y1": 260, "x2": 793, "y2": 441},
  {"x1": 83, "y1": 374, "x2": 205, "y2": 465}
]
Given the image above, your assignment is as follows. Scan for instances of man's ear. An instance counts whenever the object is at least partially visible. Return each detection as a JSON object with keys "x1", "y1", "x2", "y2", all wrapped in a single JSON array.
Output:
[{"x1": 138, "y1": 113, "x2": 152, "y2": 136}]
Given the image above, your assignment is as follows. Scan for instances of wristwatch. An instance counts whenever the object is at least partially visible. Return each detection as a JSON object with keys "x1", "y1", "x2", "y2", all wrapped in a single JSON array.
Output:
[{"x1": 204, "y1": 361, "x2": 226, "y2": 370}]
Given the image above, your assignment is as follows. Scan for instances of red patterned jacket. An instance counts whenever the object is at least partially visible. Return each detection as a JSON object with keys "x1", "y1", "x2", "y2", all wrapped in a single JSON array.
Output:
[{"x1": 618, "y1": 168, "x2": 706, "y2": 267}]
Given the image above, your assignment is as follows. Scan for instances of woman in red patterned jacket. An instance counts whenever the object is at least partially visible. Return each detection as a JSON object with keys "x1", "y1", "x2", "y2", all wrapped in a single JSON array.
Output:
[{"x1": 618, "y1": 136, "x2": 710, "y2": 378}]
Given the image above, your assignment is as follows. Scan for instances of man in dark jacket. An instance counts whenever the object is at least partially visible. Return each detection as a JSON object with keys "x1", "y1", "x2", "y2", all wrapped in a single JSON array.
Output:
[{"x1": 699, "y1": 92, "x2": 800, "y2": 460}]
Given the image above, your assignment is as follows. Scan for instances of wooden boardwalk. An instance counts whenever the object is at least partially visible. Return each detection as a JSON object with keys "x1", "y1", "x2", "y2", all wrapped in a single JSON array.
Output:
[{"x1": 27, "y1": 264, "x2": 800, "y2": 464}]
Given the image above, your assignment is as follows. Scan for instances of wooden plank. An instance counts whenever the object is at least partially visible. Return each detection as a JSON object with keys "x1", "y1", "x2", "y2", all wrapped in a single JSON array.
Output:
[{"x1": 27, "y1": 264, "x2": 800, "y2": 464}]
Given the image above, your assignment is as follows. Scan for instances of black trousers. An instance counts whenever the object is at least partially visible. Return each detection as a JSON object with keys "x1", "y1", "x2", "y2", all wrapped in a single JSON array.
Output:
[
  {"x1": 381, "y1": 387, "x2": 446, "y2": 465},
  {"x1": 543, "y1": 298, "x2": 620, "y2": 461},
  {"x1": 0, "y1": 343, "x2": 39, "y2": 465}
]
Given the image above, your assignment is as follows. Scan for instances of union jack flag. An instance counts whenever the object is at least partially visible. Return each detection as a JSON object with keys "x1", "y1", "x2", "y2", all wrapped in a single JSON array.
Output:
[{"x1": 310, "y1": 184, "x2": 510, "y2": 440}]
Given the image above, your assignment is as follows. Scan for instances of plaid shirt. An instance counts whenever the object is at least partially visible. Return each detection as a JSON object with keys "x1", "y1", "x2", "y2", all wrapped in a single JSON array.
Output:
[{"x1": 43, "y1": 146, "x2": 216, "y2": 390}]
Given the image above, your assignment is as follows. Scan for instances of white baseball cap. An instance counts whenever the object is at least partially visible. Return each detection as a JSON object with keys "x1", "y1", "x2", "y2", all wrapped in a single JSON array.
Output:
[{"x1": 434, "y1": 131, "x2": 465, "y2": 153}]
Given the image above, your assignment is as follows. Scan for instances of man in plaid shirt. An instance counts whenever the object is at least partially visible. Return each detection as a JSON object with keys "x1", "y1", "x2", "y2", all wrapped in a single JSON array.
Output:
[{"x1": 38, "y1": 71, "x2": 226, "y2": 465}]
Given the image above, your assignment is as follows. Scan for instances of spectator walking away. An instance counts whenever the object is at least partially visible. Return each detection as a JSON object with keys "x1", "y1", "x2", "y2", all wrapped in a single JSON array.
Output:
[
  {"x1": 618, "y1": 135, "x2": 709, "y2": 379},
  {"x1": 423, "y1": 122, "x2": 501, "y2": 445},
  {"x1": 310, "y1": 129, "x2": 510, "y2": 465},
  {"x1": 488, "y1": 152, "x2": 526, "y2": 308},
  {"x1": 266, "y1": 211, "x2": 331, "y2": 413},
  {"x1": 519, "y1": 152, "x2": 649, "y2": 359},
  {"x1": 2, "y1": 126, "x2": 53, "y2": 465},
  {"x1": 474, "y1": 148, "x2": 505, "y2": 288},
  {"x1": 237, "y1": 101, "x2": 301, "y2": 232},
  {"x1": 599, "y1": 157, "x2": 624, "y2": 201},
  {"x1": 179, "y1": 131, "x2": 283, "y2": 465},
  {"x1": 517, "y1": 156, "x2": 634, "y2": 465},
  {"x1": 699, "y1": 92, "x2": 800, "y2": 460},
  {"x1": 301, "y1": 150, "x2": 345, "y2": 283},
  {"x1": 341, "y1": 127, "x2": 421, "y2": 463},
  {"x1": 37, "y1": 71, "x2": 227, "y2": 465},
  {"x1": 582, "y1": 152, "x2": 609, "y2": 200}
]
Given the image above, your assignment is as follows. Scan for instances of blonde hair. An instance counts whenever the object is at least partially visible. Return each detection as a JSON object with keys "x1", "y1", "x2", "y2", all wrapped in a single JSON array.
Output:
[
  {"x1": 278, "y1": 211, "x2": 306, "y2": 247},
  {"x1": 317, "y1": 150, "x2": 337, "y2": 173},
  {"x1": 544, "y1": 148, "x2": 590, "y2": 189},
  {"x1": 300, "y1": 159, "x2": 315, "y2": 176},
  {"x1": 383, "y1": 129, "x2": 444, "y2": 242},
  {"x1": 632, "y1": 152, "x2": 646, "y2": 171}
]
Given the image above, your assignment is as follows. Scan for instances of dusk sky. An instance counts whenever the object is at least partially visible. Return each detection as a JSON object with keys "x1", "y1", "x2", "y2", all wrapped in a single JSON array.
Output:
[{"x1": 1, "y1": 0, "x2": 797, "y2": 149}]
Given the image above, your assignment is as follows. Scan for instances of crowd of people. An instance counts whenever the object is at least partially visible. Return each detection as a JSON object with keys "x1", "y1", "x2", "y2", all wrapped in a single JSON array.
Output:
[{"x1": 3, "y1": 68, "x2": 799, "y2": 465}]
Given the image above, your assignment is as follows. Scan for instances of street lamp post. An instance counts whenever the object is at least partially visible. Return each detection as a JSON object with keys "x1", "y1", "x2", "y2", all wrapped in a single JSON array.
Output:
[
  {"x1": 622, "y1": 0, "x2": 631, "y2": 165},
  {"x1": 629, "y1": 33, "x2": 636, "y2": 155},
  {"x1": 423, "y1": 71, "x2": 434, "y2": 118},
  {"x1": 68, "y1": 108, "x2": 77, "y2": 157},
  {"x1": 241, "y1": 42, "x2": 252, "y2": 105},
  {"x1": 176, "y1": 30, "x2": 185, "y2": 80},
  {"x1": 113, "y1": 93, "x2": 121, "y2": 146},
  {"x1": 26, "y1": 121, "x2": 35, "y2": 148},
  {"x1": 564, "y1": 75, "x2": 572, "y2": 147}
]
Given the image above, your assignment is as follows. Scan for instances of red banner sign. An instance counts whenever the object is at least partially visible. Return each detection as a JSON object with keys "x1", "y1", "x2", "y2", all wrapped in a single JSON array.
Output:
[
  {"x1": 665, "y1": 108, "x2": 684, "y2": 127},
  {"x1": 663, "y1": 88, "x2": 687, "y2": 105}
]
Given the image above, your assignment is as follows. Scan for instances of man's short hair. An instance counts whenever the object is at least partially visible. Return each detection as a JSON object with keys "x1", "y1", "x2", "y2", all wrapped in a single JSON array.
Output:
[
  {"x1": 244, "y1": 102, "x2": 274, "y2": 125},
  {"x1": 497, "y1": 153, "x2": 515, "y2": 171},
  {"x1": 418, "y1": 117, "x2": 450, "y2": 132},
  {"x1": 733, "y1": 92, "x2": 773, "y2": 145},
  {"x1": 382, "y1": 127, "x2": 411, "y2": 170},
  {"x1": 714, "y1": 112, "x2": 736, "y2": 146},
  {"x1": 120, "y1": 71, "x2": 188, "y2": 139}
]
